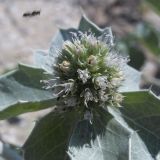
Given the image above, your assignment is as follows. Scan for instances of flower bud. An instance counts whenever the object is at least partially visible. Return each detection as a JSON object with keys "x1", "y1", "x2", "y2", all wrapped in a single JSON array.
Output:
[
  {"x1": 111, "y1": 78, "x2": 121, "y2": 86},
  {"x1": 76, "y1": 45, "x2": 85, "y2": 55},
  {"x1": 113, "y1": 93, "x2": 124, "y2": 104},
  {"x1": 59, "y1": 60, "x2": 70, "y2": 72},
  {"x1": 87, "y1": 55, "x2": 97, "y2": 65}
]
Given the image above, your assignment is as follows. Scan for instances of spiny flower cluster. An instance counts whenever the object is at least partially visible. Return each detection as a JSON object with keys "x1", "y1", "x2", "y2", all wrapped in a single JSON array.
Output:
[{"x1": 43, "y1": 31, "x2": 128, "y2": 109}]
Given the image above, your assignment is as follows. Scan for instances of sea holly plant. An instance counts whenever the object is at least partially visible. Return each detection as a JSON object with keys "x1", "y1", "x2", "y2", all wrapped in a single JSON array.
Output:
[{"x1": 0, "y1": 16, "x2": 160, "y2": 160}]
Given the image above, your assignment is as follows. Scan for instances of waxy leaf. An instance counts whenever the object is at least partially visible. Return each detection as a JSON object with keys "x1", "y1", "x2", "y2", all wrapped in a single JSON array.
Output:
[
  {"x1": 23, "y1": 105, "x2": 151, "y2": 160},
  {"x1": 23, "y1": 109, "x2": 82, "y2": 160},
  {"x1": 119, "y1": 65, "x2": 141, "y2": 92},
  {"x1": 0, "y1": 64, "x2": 57, "y2": 120},
  {"x1": 67, "y1": 91, "x2": 160, "y2": 160},
  {"x1": 121, "y1": 91, "x2": 160, "y2": 159},
  {"x1": 79, "y1": 15, "x2": 102, "y2": 36},
  {"x1": 68, "y1": 107, "x2": 132, "y2": 160}
]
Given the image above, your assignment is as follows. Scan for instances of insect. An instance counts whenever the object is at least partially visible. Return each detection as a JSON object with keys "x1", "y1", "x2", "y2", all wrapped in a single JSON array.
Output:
[{"x1": 23, "y1": 10, "x2": 41, "y2": 17}]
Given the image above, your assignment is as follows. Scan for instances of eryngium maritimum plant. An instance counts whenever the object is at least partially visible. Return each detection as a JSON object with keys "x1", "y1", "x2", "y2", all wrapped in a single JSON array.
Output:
[
  {"x1": 42, "y1": 32, "x2": 128, "y2": 111},
  {"x1": 1, "y1": 15, "x2": 160, "y2": 160}
]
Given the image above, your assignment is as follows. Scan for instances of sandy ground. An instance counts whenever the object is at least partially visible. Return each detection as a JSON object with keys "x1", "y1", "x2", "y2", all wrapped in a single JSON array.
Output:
[{"x1": 0, "y1": 0, "x2": 80, "y2": 74}]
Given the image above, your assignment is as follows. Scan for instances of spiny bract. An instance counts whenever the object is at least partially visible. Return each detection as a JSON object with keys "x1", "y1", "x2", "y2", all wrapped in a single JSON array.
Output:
[{"x1": 42, "y1": 30, "x2": 129, "y2": 111}]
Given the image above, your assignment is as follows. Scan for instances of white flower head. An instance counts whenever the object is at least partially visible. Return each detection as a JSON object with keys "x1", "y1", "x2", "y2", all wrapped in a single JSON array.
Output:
[{"x1": 42, "y1": 30, "x2": 128, "y2": 110}]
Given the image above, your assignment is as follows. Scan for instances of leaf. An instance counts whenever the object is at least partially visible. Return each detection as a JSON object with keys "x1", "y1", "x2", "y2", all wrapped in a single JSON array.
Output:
[
  {"x1": 34, "y1": 50, "x2": 50, "y2": 72},
  {"x1": 120, "y1": 91, "x2": 160, "y2": 159},
  {"x1": 141, "y1": 73, "x2": 160, "y2": 95},
  {"x1": 119, "y1": 65, "x2": 141, "y2": 92},
  {"x1": 67, "y1": 91, "x2": 160, "y2": 160},
  {"x1": 0, "y1": 64, "x2": 57, "y2": 120},
  {"x1": 68, "y1": 103, "x2": 155, "y2": 160},
  {"x1": 23, "y1": 103, "x2": 155, "y2": 160},
  {"x1": 49, "y1": 28, "x2": 78, "y2": 52},
  {"x1": 78, "y1": 15, "x2": 102, "y2": 36},
  {"x1": 78, "y1": 15, "x2": 114, "y2": 43},
  {"x1": 23, "y1": 109, "x2": 82, "y2": 160},
  {"x1": 68, "y1": 107, "x2": 131, "y2": 160},
  {"x1": 60, "y1": 29, "x2": 79, "y2": 41}
]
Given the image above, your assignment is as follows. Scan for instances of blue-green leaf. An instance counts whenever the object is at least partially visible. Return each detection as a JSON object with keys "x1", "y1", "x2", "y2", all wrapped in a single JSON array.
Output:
[
  {"x1": 0, "y1": 64, "x2": 56, "y2": 120},
  {"x1": 23, "y1": 109, "x2": 82, "y2": 160},
  {"x1": 121, "y1": 91, "x2": 160, "y2": 159},
  {"x1": 78, "y1": 15, "x2": 102, "y2": 36}
]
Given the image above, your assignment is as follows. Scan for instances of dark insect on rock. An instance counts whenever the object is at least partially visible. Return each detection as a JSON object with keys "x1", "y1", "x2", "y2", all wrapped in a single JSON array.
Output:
[{"x1": 23, "y1": 10, "x2": 41, "y2": 17}]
